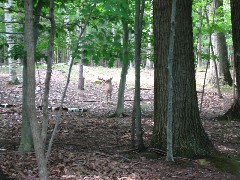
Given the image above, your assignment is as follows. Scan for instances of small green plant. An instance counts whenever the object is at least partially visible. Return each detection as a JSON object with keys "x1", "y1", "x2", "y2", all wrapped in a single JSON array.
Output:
[{"x1": 93, "y1": 80, "x2": 102, "y2": 85}]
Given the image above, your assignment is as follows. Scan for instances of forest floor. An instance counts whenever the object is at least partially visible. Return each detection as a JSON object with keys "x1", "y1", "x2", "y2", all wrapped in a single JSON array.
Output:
[{"x1": 0, "y1": 64, "x2": 240, "y2": 179}]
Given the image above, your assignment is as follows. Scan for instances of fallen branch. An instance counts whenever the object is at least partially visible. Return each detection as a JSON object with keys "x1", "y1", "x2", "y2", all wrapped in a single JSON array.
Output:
[
  {"x1": 0, "y1": 104, "x2": 17, "y2": 108},
  {"x1": 37, "y1": 106, "x2": 87, "y2": 112}
]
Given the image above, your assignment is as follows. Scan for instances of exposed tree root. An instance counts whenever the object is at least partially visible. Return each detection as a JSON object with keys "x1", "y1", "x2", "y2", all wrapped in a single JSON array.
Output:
[{"x1": 218, "y1": 100, "x2": 240, "y2": 121}]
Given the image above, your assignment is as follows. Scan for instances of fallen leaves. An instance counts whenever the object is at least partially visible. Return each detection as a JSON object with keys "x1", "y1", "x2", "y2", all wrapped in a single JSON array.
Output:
[{"x1": 0, "y1": 66, "x2": 239, "y2": 179}]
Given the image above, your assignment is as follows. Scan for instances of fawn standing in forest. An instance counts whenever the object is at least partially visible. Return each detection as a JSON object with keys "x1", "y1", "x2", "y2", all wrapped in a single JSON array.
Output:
[{"x1": 98, "y1": 77, "x2": 113, "y2": 102}]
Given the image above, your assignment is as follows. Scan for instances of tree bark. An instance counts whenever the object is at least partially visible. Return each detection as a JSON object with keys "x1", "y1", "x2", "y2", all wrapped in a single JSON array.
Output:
[
  {"x1": 64, "y1": 16, "x2": 72, "y2": 65},
  {"x1": 78, "y1": 25, "x2": 86, "y2": 90},
  {"x1": 146, "y1": 24, "x2": 153, "y2": 69},
  {"x1": 24, "y1": 0, "x2": 48, "y2": 178},
  {"x1": 18, "y1": 59, "x2": 33, "y2": 151},
  {"x1": 4, "y1": 0, "x2": 19, "y2": 84},
  {"x1": 19, "y1": 0, "x2": 43, "y2": 152},
  {"x1": 166, "y1": 0, "x2": 177, "y2": 162},
  {"x1": 115, "y1": 11, "x2": 130, "y2": 117},
  {"x1": 132, "y1": 0, "x2": 145, "y2": 151},
  {"x1": 41, "y1": 0, "x2": 55, "y2": 146},
  {"x1": 220, "y1": 0, "x2": 240, "y2": 121},
  {"x1": 211, "y1": 0, "x2": 232, "y2": 86},
  {"x1": 152, "y1": 0, "x2": 215, "y2": 158}
]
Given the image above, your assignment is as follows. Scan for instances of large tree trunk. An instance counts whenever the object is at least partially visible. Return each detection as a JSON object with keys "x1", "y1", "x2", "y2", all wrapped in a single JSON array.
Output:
[
  {"x1": 211, "y1": 0, "x2": 232, "y2": 86},
  {"x1": 152, "y1": 0, "x2": 215, "y2": 158},
  {"x1": 220, "y1": 0, "x2": 240, "y2": 121},
  {"x1": 24, "y1": 0, "x2": 48, "y2": 179},
  {"x1": 216, "y1": 33, "x2": 233, "y2": 86},
  {"x1": 18, "y1": 60, "x2": 33, "y2": 151},
  {"x1": 19, "y1": 0, "x2": 43, "y2": 152},
  {"x1": 4, "y1": 0, "x2": 19, "y2": 84}
]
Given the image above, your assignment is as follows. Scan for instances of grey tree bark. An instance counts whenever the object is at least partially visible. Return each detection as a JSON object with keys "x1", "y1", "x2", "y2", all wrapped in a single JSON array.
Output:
[
  {"x1": 114, "y1": 3, "x2": 130, "y2": 117},
  {"x1": 210, "y1": 0, "x2": 232, "y2": 86},
  {"x1": 19, "y1": 0, "x2": 43, "y2": 152},
  {"x1": 4, "y1": 0, "x2": 19, "y2": 84},
  {"x1": 196, "y1": 4, "x2": 204, "y2": 68},
  {"x1": 152, "y1": 0, "x2": 215, "y2": 158},
  {"x1": 131, "y1": 0, "x2": 145, "y2": 150},
  {"x1": 24, "y1": 0, "x2": 48, "y2": 178},
  {"x1": 205, "y1": 4, "x2": 223, "y2": 98},
  {"x1": 166, "y1": 0, "x2": 177, "y2": 162},
  {"x1": 220, "y1": 0, "x2": 240, "y2": 121},
  {"x1": 145, "y1": 23, "x2": 153, "y2": 69},
  {"x1": 41, "y1": 0, "x2": 56, "y2": 146},
  {"x1": 78, "y1": 26, "x2": 86, "y2": 90}
]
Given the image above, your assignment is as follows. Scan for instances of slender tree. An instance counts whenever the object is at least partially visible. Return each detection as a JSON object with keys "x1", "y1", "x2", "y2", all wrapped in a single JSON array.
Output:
[
  {"x1": 152, "y1": 0, "x2": 215, "y2": 157},
  {"x1": 41, "y1": 0, "x2": 56, "y2": 146},
  {"x1": 204, "y1": 5, "x2": 223, "y2": 98},
  {"x1": 115, "y1": 0, "x2": 130, "y2": 117},
  {"x1": 166, "y1": 0, "x2": 177, "y2": 162},
  {"x1": 131, "y1": 0, "x2": 145, "y2": 150},
  {"x1": 78, "y1": 25, "x2": 86, "y2": 90}
]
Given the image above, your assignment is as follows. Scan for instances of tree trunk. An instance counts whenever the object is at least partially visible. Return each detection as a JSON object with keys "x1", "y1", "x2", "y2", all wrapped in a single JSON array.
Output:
[
  {"x1": 210, "y1": 36, "x2": 223, "y2": 98},
  {"x1": 196, "y1": 5, "x2": 204, "y2": 68},
  {"x1": 4, "y1": 0, "x2": 19, "y2": 84},
  {"x1": 64, "y1": 16, "x2": 72, "y2": 65},
  {"x1": 206, "y1": 3, "x2": 223, "y2": 98},
  {"x1": 216, "y1": 33, "x2": 232, "y2": 86},
  {"x1": 78, "y1": 26, "x2": 86, "y2": 90},
  {"x1": 41, "y1": 0, "x2": 55, "y2": 146},
  {"x1": 166, "y1": 0, "x2": 177, "y2": 162},
  {"x1": 132, "y1": 0, "x2": 145, "y2": 151},
  {"x1": 115, "y1": 10, "x2": 130, "y2": 117},
  {"x1": 78, "y1": 59, "x2": 85, "y2": 90},
  {"x1": 24, "y1": 0, "x2": 48, "y2": 179},
  {"x1": 145, "y1": 24, "x2": 153, "y2": 69},
  {"x1": 212, "y1": 0, "x2": 232, "y2": 86},
  {"x1": 18, "y1": 59, "x2": 33, "y2": 151},
  {"x1": 220, "y1": 0, "x2": 240, "y2": 121},
  {"x1": 152, "y1": 0, "x2": 215, "y2": 158},
  {"x1": 19, "y1": 0, "x2": 43, "y2": 152}
]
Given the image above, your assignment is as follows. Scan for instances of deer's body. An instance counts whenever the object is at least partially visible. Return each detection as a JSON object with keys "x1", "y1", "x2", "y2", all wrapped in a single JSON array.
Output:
[{"x1": 104, "y1": 78, "x2": 113, "y2": 102}]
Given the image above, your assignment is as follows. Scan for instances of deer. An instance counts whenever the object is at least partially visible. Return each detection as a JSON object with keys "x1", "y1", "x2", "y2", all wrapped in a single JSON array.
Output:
[{"x1": 98, "y1": 77, "x2": 113, "y2": 102}]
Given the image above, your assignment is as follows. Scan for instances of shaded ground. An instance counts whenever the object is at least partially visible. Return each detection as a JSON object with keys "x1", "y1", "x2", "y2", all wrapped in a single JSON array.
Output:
[{"x1": 0, "y1": 65, "x2": 239, "y2": 179}]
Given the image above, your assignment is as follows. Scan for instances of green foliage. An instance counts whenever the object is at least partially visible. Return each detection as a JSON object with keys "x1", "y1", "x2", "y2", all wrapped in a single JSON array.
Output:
[
  {"x1": 9, "y1": 43, "x2": 25, "y2": 60},
  {"x1": 192, "y1": 0, "x2": 232, "y2": 63},
  {"x1": 9, "y1": 43, "x2": 47, "y2": 62},
  {"x1": 1, "y1": 0, "x2": 155, "y2": 68}
]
